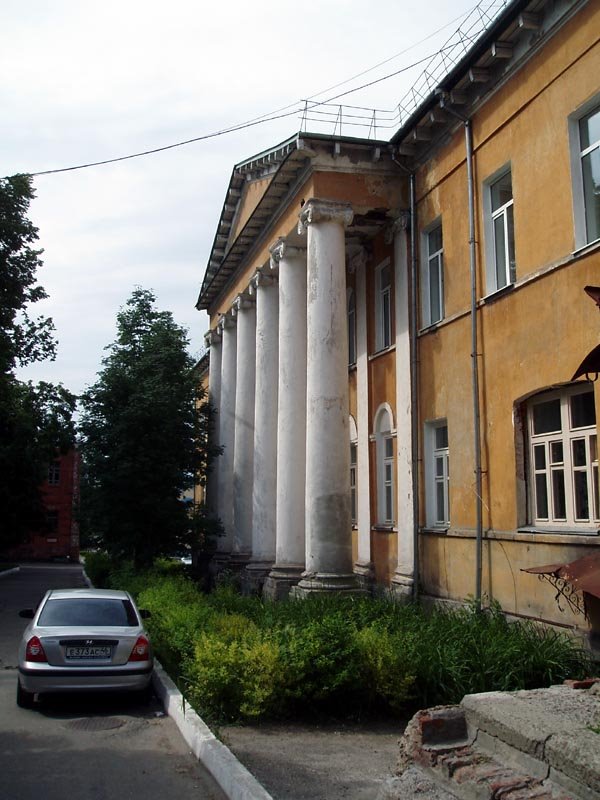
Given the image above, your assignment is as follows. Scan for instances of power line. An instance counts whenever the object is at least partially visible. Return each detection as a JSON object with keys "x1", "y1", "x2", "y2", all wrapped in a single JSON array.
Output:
[{"x1": 21, "y1": 2, "x2": 483, "y2": 179}]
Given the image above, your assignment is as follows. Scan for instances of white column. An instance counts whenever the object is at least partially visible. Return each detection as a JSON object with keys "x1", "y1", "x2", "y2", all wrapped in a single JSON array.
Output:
[
  {"x1": 249, "y1": 269, "x2": 279, "y2": 575},
  {"x1": 264, "y1": 241, "x2": 307, "y2": 599},
  {"x1": 352, "y1": 249, "x2": 373, "y2": 583},
  {"x1": 295, "y1": 198, "x2": 359, "y2": 595},
  {"x1": 217, "y1": 312, "x2": 237, "y2": 552},
  {"x1": 390, "y1": 213, "x2": 415, "y2": 598},
  {"x1": 204, "y1": 328, "x2": 222, "y2": 517},
  {"x1": 232, "y1": 293, "x2": 256, "y2": 560}
]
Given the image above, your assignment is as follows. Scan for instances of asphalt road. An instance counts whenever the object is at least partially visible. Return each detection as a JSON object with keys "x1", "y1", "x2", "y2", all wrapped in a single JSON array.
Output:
[{"x1": 0, "y1": 564, "x2": 225, "y2": 800}]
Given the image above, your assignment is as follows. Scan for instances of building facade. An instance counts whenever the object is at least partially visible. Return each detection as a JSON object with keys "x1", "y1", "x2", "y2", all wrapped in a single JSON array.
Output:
[{"x1": 197, "y1": 0, "x2": 600, "y2": 639}]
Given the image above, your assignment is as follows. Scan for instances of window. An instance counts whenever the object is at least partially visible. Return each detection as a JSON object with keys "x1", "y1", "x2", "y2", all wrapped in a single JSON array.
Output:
[
  {"x1": 425, "y1": 420, "x2": 449, "y2": 527},
  {"x1": 484, "y1": 168, "x2": 515, "y2": 293},
  {"x1": 46, "y1": 510, "x2": 59, "y2": 533},
  {"x1": 347, "y1": 289, "x2": 357, "y2": 366},
  {"x1": 47, "y1": 461, "x2": 60, "y2": 486},
  {"x1": 578, "y1": 105, "x2": 600, "y2": 245},
  {"x1": 422, "y1": 222, "x2": 444, "y2": 326},
  {"x1": 375, "y1": 260, "x2": 392, "y2": 351},
  {"x1": 527, "y1": 384, "x2": 598, "y2": 529},
  {"x1": 374, "y1": 406, "x2": 395, "y2": 524}
]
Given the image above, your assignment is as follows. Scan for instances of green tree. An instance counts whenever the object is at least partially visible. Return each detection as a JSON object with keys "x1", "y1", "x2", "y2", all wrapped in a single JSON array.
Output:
[
  {"x1": 79, "y1": 288, "x2": 220, "y2": 568},
  {"x1": 0, "y1": 175, "x2": 76, "y2": 551}
]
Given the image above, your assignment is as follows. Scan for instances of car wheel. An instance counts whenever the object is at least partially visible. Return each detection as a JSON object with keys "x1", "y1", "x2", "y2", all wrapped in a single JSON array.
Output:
[{"x1": 16, "y1": 681, "x2": 35, "y2": 709}]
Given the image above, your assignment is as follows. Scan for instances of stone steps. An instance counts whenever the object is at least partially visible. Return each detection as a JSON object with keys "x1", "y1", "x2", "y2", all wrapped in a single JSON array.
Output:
[{"x1": 379, "y1": 682, "x2": 600, "y2": 800}]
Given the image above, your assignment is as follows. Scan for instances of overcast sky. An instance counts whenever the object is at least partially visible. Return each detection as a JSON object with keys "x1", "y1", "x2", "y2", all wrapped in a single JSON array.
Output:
[{"x1": 4, "y1": 0, "x2": 481, "y2": 398}]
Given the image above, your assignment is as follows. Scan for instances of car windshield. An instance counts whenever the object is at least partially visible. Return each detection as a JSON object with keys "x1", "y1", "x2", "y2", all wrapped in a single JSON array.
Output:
[{"x1": 37, "y1": 598, "x2": 139, "y2": 627}]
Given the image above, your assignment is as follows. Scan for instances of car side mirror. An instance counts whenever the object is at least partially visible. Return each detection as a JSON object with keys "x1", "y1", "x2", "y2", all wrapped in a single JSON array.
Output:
[
  {"x1": 139, "y1": 609, "x2": 152, "y2": 619},
  {"x1": 19, "y1": 609, "x2": 34, "y2": 619}
]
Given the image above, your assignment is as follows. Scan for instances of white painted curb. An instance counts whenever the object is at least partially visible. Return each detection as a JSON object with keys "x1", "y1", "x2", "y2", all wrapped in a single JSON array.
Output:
[{"x1": 152, "y1": 660, "x2": 274, "y2": 800}]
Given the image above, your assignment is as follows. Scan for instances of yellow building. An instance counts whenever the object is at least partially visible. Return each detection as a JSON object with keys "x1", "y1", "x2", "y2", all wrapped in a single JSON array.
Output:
[{"x1": 197, "y1": 0, "x2": 599, "y2": 644}]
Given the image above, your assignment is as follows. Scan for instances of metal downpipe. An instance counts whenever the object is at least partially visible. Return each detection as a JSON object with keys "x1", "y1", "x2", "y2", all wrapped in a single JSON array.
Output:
[
  {"x1": 409, "y1": 174, "x2": 420, "y2": 602},
  {"x1": 464, "y1": 120, "x2": 484, "y2": 610}
]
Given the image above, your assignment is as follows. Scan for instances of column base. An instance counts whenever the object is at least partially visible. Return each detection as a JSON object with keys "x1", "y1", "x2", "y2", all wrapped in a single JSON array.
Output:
[
  {"x1": 290, "y1": 572, "x2": 367, "y2": 599},
  {"x1": 241, "y1": 560, "x2": 274, "y2": 596},
  {"x1": 228, "y1": 552, "x2": 252, "y2": 572},
  {"x1": 390, "y1": 571, "x2": 416, "y2": 601},
  {"x1": 209, "y1": 552, "x2": 231, "y2": 577},
  {"x1": 353, "y1": 560, "x2": 375, "y2": 593},
  {"x1": 263, "y1": 565, "x2": 304, "y2": 601}
]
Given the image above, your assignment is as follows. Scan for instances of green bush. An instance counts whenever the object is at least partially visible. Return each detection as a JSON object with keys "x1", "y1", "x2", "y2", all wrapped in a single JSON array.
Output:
[{"x1": 81, "y1": 550, "x2": 112, "y2": 587}]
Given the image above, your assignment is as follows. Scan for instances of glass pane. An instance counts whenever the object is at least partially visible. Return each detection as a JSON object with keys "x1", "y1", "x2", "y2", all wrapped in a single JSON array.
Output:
[
  {"x1": 435, "y1": 425, "x2": 448, "y2": 449},
  {"x1": 552, "y1": 470, "x2": 566, "y2": 520},
  {"x1": 350, "y1": 443, "x2": 357, "y2": 466},
  {"x1": 491, "y1": 172, "x2": 512, "y2": 211},
  {"x1": 532, "y1": 399, "x2": 561, "y2": 434},
  {"x1": 428, "y1": 224, "x2": 443, "y2": 253},
  {"x1": 385, "y1": 437, "x2": 394, "y2": 459},
  {"x1": 382, "y1": 291, "x2": 391, "y2": 347},
  {"x1": 385, "y1": 463, "x2": 392, "y2": 482},
  {"x1": 534, "y1": 444, "x2": 546, "y2": 470},
  {"x1": 572, "y1": 439, "x2": 587, "y2": 467},
  {"x1": 435, "y1": 456, "x2": 444, "y2": 478},
  {"x1": 591, "y1": 435, "x2": 598, "y2": 463},
  {"x1": 429, "y1": 256, "x2": 442, "y2": 323},
  {"x1": 351, "y1": 488, "x2": 356, "y2": 522},
  {"x1": 381, "y1": 264, "x2": 391, "y2": 290},
  {"x1": 574, "y1": 472, "x2": 589, "y2": 520},
  {"x1": 436, "y1": 482, "x2": 445, "y2": 523},
  {"x1": 494, "y1": 214, "x2": 507, "y2": 289},
  {"x1": 550, "y1": 441, "x2": 563, "y2": 465},
  {"x1": 570, "y1": 390, "x2": 596, "y2": 428},
  {"x1": 385, "y1": 485, "x2": 393, "y2": 521},
  {"x1": 579, "y1": 106, "x2": 600, "y2": 150},
  {"x1": 506, "y1": 203, "x2": 516, "y2": 283},
  {"x1": 582, "y1": 148, "x2": 600, "y2": 243},
  {"x1": 594, "y1": 465, "x2": 599, "y2": 521},
  {"x1": 535, "y1": 473, "x2": 549, "y2": 519}
]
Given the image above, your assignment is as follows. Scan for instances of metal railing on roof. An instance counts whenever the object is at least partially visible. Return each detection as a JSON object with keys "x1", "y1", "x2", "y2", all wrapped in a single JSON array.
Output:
[{"x1": 299, "y1": 0, "x2": 512, "y2": 140}]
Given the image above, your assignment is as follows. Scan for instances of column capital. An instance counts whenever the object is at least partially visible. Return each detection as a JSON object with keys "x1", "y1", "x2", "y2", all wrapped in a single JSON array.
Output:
[
  {"x1": 385, "y1": 210, "x2": 411, "y2": 244},
  {"x1": 269, "y1": 238, "x2": 306, "y2": 271},
  {"x1": 232, "y1": 293, "x2": 255, "y2": 314},
  {"x1": 218, "y1": 310, "x2": 236, "y2": 331},
  {"x1": 204, "y1": 327, "x2": 222, "y2": 348},
  {"x1": 298, "y1": 198, "x2": 353, "y2": 235},
  {"x1": 249, "y1": 269, "x2": 278, "y2": 294}
]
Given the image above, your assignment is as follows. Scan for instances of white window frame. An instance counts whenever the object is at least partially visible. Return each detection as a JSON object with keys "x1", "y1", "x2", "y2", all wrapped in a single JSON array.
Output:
[
  {"x1": 569, "y1": 98, "x2": 600, "y2": 249},
  {"x1": 483, "y1": 166, "x2": 516, "y2": 294},
  {"x1": 375, "y1": 259, "x2": 392, "y2": 352},
  {"x1": 527, "y1": 384, "x2": 598, "y2": 531},
  {"x1": 421, "y1": 220, "x2": 444, "y2": 327},
  {"x1": 347, "y1": 288, "x2": 357, "y2": 366},
  {"x1": 424, "y1": 420, "x2": 450, "y2": 527},
  {"x1": 47, "y1": 461, "x2": 61, "y2": 486},
  {"x1": 373, "y1": 404, "x2": 395, "y2": 525}
]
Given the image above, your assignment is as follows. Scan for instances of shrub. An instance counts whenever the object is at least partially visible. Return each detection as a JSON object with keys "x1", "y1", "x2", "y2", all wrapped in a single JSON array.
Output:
[{"x1": 81, "y1": 550, "x2": 112, "y2": 587}]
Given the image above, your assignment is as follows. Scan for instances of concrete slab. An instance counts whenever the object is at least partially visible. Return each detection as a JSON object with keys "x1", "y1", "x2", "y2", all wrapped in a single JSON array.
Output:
[{"x1": 546, "y1": 730, "x2": 600, "y2": 798}]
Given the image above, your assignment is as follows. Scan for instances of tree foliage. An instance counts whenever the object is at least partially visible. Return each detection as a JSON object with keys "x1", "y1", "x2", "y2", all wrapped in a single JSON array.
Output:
[
  {"x1": 79, "y1": 288, "x2": 219, "y2": 568},
  {"x1": 0, "y1": 175, "x2": 76, "y2": 551}
]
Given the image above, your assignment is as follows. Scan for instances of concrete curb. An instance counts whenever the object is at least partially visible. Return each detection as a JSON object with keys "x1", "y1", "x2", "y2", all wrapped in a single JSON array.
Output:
[
  {"x1": 152, "y1": 660, "x2": 274, "y2": 800},
  {"x1": 0, "y1": 567, "x2": 20, "y2": 578}
]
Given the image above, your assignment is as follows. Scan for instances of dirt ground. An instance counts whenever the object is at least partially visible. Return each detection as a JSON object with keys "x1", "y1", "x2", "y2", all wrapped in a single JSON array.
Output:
[{"x1": 219, "y1": 717, "x2": 407, "y2": 800}]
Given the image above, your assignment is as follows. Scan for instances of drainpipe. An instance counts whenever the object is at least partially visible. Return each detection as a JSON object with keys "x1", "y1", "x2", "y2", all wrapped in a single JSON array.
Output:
[
  {"x1": 438, "y1": 94, "x2": 484, "y2": 610},
  {"x1": 392, "y1": 153, "x2": 420, "y2": 602}
]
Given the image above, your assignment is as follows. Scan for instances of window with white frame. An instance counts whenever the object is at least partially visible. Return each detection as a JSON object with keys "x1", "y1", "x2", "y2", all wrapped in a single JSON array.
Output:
[
  {"x1": 374, "y1": 406, "x2": 395, "y2": 525},
  {"x1": 571, "y1": 101, "x2": 600, "y2": 247},
  {"x1": 347, "y1": 289, "x2": 357, "y2": 366},
  {"x1": 425, "y1": 420, "x2": 449, "y2": 527},
  {"x1": 375, "y1": 260, "x2": 392, "y2": 351},
  {"x1": 527, "y1": 384, "x2": 599, "y2": 529},
  {"x1": 422, "y1": 221, "x2": 444, "y2": 327},
  {"x1": 47, "y1": 461, "x2": 61, "y2": 486},
  {"x1": 485, "y1": 168, "x2": 515, "y2": 293}
]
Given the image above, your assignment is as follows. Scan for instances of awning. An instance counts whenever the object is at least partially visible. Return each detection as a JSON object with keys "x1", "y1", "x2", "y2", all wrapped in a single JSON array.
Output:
[{"x1": 523, "y1": 551, "x2": 600, "y2": 618}]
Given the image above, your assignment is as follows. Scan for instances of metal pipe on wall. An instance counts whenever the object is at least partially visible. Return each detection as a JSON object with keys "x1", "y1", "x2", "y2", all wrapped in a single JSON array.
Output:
[{"x1": 409, "y1": 173, "x2": 420, "y2": 602}]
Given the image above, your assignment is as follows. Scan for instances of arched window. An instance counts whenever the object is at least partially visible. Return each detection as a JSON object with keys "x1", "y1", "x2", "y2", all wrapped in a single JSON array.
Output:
[
  {"x1": 526, "y1": 383, "x2": 598, "y2": 528},
  {"x1": 347, "y1": 289, "x2": 357, "y2": 366},
  {"x1": 374, "y1": 405, "x2": 395, "y2": 525}
]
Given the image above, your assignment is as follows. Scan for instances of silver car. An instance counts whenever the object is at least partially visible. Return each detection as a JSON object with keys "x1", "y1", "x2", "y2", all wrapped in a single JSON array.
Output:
[{"x1": 17, "y1": 588, "x2": 153, "y2": 708}]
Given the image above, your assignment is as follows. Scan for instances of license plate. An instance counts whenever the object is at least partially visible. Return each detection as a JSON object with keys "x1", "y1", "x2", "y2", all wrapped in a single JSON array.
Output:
[{"x1": 65, "y1": 646, "x2": 111, "y2": 659}]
